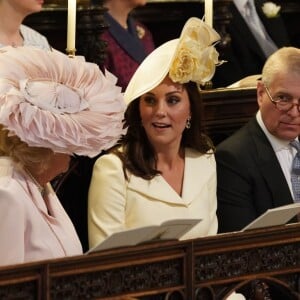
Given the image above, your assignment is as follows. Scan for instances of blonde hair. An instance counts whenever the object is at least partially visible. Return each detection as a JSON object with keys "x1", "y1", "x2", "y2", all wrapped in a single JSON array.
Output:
[
  {"x1": 0, "y1": 125, "x2": 54, "y2": 174},
  {"x1": 262, "y1": 47, "x2": 300, "y2": 86}
]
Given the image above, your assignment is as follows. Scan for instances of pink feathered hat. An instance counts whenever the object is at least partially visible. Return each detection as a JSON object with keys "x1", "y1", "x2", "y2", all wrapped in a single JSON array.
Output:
[{"x1": 0, "y1": 46, "x2": 126, "y2": 157}]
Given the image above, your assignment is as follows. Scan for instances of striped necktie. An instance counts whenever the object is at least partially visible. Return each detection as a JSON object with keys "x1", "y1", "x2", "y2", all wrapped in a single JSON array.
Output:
[
  {"x1": 290, "y1": 140, "x2": 300, "y2": 202},
  {"x1": 244, "y1": 0, "x2": 277, "y2": 57}
]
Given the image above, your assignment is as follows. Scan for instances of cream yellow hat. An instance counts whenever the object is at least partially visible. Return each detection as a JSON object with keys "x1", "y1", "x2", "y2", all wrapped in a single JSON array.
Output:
[{"x1": 124, "y1": 17, "x2": 221, "y2": 104}]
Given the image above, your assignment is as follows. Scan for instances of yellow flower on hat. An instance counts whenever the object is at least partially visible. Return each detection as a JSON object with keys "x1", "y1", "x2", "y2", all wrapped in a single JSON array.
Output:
[
  {"x1": 169, "y1": 17, "x2": 222, "y2": 85},
  {"x1": 170, "y1": 42, "x2": 220, "y2": 85}
]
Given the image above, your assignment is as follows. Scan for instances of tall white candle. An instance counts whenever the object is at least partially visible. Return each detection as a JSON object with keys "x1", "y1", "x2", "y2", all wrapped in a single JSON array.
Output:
[
  {"x1": 205, "y1": 0, "x2": 213, "y2": 27},
  {"x1": 67, "y1": 0, "x2": 77, "y2": 51}
]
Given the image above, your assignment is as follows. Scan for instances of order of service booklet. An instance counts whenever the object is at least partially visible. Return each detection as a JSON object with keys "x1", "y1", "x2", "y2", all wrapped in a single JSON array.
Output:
[
  {"x1": 241, "y1": 202, "x2": 300, "y2": 231},
  {"x1": 87, "y1": 218, "x2": 201, "y2": 254}
]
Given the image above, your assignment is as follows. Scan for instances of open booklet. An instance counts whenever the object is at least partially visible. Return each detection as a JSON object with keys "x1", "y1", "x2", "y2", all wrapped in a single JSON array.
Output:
[
  {"x1": 87, "y1": 218, "x2": 201, "y2": 254},
  {"x1": 241, "y1": 203, "x2": 300, "y2": 231}
]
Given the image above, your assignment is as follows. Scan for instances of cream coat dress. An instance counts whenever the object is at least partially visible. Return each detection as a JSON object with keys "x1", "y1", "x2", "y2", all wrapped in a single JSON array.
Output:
[
  {"x1": 88, "y1": 148, "x2": 218, "y2": 249},
  {"x1": 0, "y1": 157, "x2": 82, "y2": 267}
]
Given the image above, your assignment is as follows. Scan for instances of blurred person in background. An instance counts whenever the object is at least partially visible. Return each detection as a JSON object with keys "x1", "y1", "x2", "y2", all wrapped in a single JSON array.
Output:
[
  {"x1": 213, "y1": 0, "x2": 290, "y2": 87},
  {"x1": 101, "y1": 0, "x2": 155, "y2": 91},
  {"x1": 0, "y1": 0, "x2": 51, "y2": 49}
]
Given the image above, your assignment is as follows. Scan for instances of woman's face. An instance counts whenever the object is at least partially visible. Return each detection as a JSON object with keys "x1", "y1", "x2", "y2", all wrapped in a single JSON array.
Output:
[
  {"x1": 6, "y1": 0, "x2": 43, "y2": 16},
  {"x1": 50, "y1": 153, "x2": 71, "y2": 176},
  {"x1": 28, "y1": 153, "x2": 70, "y2": 185},
  {"x1": 139, "y1": 76, "x2": 191, "y2": 151}
]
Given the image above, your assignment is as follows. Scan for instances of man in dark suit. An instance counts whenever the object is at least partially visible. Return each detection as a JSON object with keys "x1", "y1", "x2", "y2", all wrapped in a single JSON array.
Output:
[
  {"x1": 216, "y1": 47, "x2": 300, "y2": 233},
  {"x1": 213, "y1": 0, "x2": 290, "y2": 88}
]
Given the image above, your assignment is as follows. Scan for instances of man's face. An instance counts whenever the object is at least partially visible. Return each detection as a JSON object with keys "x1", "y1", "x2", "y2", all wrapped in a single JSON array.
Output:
[{"x1": 257, "y1": 72, "x2": 300, "y2": 141}]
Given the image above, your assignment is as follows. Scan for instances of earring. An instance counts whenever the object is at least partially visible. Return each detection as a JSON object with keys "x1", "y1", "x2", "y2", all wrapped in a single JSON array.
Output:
[{"x1": 185, "y1": 116, "x2": 191, "y2": 129}]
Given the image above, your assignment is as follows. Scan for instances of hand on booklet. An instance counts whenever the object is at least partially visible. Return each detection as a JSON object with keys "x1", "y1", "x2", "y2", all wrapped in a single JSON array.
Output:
[
  {"x1": 242, "y1": 203, "x2": 300, "y2": 231},
  {"x1": 87, "y1": 219, "x2": 201, "y2": 253}
]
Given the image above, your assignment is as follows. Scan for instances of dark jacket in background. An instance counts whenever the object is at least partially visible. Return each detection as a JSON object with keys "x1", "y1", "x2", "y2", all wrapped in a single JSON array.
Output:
[{"x1": 213, "y1": 0, "x2": 290, "y2": 88}]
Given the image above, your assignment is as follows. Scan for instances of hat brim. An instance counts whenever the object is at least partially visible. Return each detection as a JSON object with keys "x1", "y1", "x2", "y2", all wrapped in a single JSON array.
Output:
[{"x1": 124, "y1": 39, "x2": 178, "y2": 104}]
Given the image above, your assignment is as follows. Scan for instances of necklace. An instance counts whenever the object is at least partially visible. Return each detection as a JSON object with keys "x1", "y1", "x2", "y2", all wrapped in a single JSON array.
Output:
[{"x1": 25, "y1": 168, "x2": 46, "y2": 198}]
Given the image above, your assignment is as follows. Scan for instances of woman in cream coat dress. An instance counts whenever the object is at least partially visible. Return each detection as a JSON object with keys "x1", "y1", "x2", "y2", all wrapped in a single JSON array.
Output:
[{"x1": 88, "y1": 17, "x2": 222, "y2": 248}]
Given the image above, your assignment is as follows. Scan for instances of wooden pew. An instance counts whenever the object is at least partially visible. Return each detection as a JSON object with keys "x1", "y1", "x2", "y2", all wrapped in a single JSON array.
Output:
[
  {"x1": 201, "y1": 87, "x2": 258, "y2": 145},
  {"x1": 0, "y1": 223, "x2": 299, "y2": 299}
]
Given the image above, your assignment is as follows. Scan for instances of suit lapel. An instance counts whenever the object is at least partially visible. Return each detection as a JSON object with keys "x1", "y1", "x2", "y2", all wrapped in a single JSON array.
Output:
[
  {"x1": 104, "y1": 13, "x2": 147, "y2": 63},
  {"x1": 248, "y1": 119, "x2": 294, "y2": 207}
]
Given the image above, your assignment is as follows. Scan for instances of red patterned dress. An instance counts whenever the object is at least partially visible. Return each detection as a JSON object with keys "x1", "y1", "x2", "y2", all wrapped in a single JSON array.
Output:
[{"x1": 101, "y1": 12, "x2": 155, "y2": 91}]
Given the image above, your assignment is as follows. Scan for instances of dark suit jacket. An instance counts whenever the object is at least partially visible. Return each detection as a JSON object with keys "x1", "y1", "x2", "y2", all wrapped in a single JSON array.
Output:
[
  {"x1": 213, "y1": 0, "x2": 290, "y2": 87},
  {"x1": 215, "y1": 117, "x2": 294, "y2": 233}
]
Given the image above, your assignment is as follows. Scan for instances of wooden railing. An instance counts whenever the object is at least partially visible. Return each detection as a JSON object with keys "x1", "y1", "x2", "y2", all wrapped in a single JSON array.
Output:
[{"x1": 0, "y1": 223, "x2": 299, "y2": 299}]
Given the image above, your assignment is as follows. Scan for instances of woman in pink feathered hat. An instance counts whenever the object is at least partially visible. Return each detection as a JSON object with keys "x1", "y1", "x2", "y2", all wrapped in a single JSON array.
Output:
[{"x1": 0, "y1": 46, "x2": 126, "y2": 266}]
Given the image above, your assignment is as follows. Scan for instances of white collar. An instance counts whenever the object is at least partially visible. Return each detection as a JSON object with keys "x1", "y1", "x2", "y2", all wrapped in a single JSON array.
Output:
[{"x1": 256, "y1": 111, "x2": 291, "y2": 152}]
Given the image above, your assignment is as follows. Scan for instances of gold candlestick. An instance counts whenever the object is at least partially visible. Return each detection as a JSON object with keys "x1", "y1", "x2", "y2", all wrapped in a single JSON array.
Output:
[{"x1": 66, "y1": 48, "x2": 76, "y2": 58}]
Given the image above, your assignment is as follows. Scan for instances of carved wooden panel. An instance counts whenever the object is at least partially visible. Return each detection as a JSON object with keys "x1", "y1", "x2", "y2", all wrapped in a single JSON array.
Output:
[
  {"x1": 193, "y1": 224, "x2": 300, "y2": 299},
  {"x1": 0, "y1": 264, "x2": 43, "y2": 300},
  {"x1": 0, "y1": 225, "x2": 300, "y2": 299},
  {"x1": 0, "y1": 281, "x2": 38, "y2": 300},
  {"x1": 50, "y1": 258, "x2": 185, "y2": 299}
]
